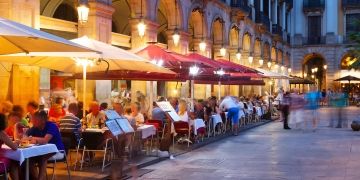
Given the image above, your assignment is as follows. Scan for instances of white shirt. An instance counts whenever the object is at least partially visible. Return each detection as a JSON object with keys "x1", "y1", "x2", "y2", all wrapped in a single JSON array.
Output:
[
  {"x1": 86, "y1": 111, "x2": 106, "y2": 128},
  {"x1": 219, "y1": 97, "x2": 238, "y2": 110},
  {"x1": 178, "y1": 111, "x2": 189, "y2": 122}
]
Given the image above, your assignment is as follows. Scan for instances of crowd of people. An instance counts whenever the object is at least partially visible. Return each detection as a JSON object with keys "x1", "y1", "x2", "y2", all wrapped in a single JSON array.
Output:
[{"x1": 276, "y1": 86, "x2": 350, "y2": 131}]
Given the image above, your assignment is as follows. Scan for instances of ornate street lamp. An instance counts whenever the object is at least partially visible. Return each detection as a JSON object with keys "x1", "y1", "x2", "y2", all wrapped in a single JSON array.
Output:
[
  {"x1": 189, "y1": 65, "x2": 199, "y2": 76},
  {"x1": 77, "y1": 0, "x2": 89, "y2": 24},
  {"x1": 137, "y1": 0, "x2": 146, "y2": 38}
]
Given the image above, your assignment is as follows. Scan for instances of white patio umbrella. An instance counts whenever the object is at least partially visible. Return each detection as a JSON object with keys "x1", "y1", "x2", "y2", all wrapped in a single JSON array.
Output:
[
  {"x1": 0, "y1": 36, "x2": 174, "y2": 117},
  {"x1": 0, "y1": 17, "x2": 94, "y2": 55}
]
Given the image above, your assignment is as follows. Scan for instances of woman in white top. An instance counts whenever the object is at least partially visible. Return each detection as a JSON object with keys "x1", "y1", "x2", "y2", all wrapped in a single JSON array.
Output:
[
  {"x1": 131, "y1": 102, "x2": 144, "y2": 127},
  {"x1": 177, "y1": 100, "x2": 189, "y2": 122}
]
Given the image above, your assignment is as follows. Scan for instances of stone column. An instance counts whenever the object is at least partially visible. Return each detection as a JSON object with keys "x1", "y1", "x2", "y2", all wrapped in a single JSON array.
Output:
[
  {"x1": 282, "y1": 2, "x2": 286, "y2": 31},
  {"x1": 273, "y1": 0, "x2": 278, "y2": 25},
  {"x1": 77, "y1": 0, "x2": 114, "y2": 106},
  {"x1": 260, "y1": 0, "x2": 264, "y2": 12},
  {"x1": 0, "y1": 0, "x2": 41, "y2": 108},
  {"x1": 325, "y1": 0, "x2": 338, "y2": 44}
]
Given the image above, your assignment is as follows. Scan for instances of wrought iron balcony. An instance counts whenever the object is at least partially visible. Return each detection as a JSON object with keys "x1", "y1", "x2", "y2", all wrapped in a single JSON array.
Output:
[
  {"x1": 304, "y1": 36, "x2": 325, "y2": 45},
  {"x1": 272, "y1": 24, "x2": 283, "y2": 37},
  {"x1": 255, "y1": 13, "x2": 270, "y2": 31},
  {"x1": 303, "y1": 0, "x2": 325, "y2": 12},
  {"x1": 342, "y1": 0, "x2": 360, "y2": 9},
  {"x1": 230, "y1": 0, "x2": 251, "y2": 13}
]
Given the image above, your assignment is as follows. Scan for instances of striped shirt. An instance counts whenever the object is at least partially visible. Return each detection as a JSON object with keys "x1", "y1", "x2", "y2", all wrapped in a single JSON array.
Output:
[{"x1": 59, "y1": 113, "x2": 81, "y2": 142}]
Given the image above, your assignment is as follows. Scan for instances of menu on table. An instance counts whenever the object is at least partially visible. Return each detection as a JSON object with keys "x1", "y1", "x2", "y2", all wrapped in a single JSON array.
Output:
[
  {"x1": 156, "y1": 101, "x2": 181, "y2": 122},
  {"x1": 105, "y1": 119, "x2": 123, "y2": 136},
  {"x1": 115, "y1": 118, "x2": 134, "y2": 133}
]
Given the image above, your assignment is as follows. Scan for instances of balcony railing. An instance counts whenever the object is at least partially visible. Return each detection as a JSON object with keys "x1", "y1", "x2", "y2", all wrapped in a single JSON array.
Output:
[
  {"x1": 255, "y1": 13, "x2": 270, "y2": 31},
  {"x1": 303, "y1": 36, "x2": 326, "y2": 45},
  {"x1": 272, "y1": 24, "x2": 283, "y2": 37},
  {"x1": 342, "y1": 0, "x2": 360, "y2": 9},
  {"x1": 230, "y1": 0, "x2": 251, "y2": 13},
  {"x1": 303, "y1": 0, "x2": 325, "y2": 12}
]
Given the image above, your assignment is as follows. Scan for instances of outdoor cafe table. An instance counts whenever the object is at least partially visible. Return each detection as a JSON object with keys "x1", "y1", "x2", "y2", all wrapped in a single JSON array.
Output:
[
  {"x1": 137, "y1": 124, "x2": 156, "y2": 139},
  {"x1": 0, "y1": 144, "x2": 58, "y2": 180},
  {"x1": 190, "y1": 119, "x2": 206, "y2": 135}
]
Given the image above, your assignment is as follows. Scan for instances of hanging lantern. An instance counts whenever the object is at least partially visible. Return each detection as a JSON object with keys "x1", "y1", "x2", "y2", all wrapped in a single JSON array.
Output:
[
  {"x1": 199, "y1": 40, "x2": 207, "y2": 52},
  {"x1": 77, "y1": 0, "x2": 89, "y2": 24},
  {"x1": 220, "y1": 47, "x2": 226, "y2": 57},
  {"x1": 267, "y1": 61, "x2": 272, "y2": 68},
  {"x1": 259, "y1": 59, "x2": 264, "y2": 66},
  {"x1": 236, "y1": 52, "x2": 241, "y2": 61},
  {"x1": 172, "y1": 28, "x2": 180, "y2": 46},
  {"x1": 137, "y1": 19, "x2": 146, "y2": 38},
  {"x1": 248, "y1": 56, "x2": 253, "y2": 64}
]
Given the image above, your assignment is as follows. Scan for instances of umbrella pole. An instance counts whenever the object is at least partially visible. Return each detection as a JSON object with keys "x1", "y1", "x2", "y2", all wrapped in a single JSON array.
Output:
[
  {"x1": 191, "y1": 80, "x2": 194, "y2": 112},
  {"x1": 218, "y1": 81, "x2": 221, "y2": 101},
  {"x1": 83, "y1": 64, "x2": 87, "y2": 119}
]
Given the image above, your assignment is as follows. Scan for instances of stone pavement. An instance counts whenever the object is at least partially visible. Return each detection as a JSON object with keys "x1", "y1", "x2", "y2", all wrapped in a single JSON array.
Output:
[{"x1": 138, "y1": 107, "x2": 360, "y2": 180}]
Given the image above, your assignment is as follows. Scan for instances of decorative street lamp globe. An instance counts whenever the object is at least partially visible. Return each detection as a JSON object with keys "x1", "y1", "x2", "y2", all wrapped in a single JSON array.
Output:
[
  {"x1": 189, "y1": 65, "x2": 199, "y2": 76},
  {"x1": 214, "y1": 68, "x2": 225, "y2": 76}
]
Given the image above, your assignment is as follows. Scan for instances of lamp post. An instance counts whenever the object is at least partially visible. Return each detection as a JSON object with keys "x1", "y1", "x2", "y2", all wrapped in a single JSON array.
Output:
[
  {"x1": 189, "y1": 65, "x2": 199, "y2": 111},
  {"x1": 214, "y1": 68, "x2": 225, "y2": 100},
  {"x1": 74, "y1": 58, "x2": 94, "y2": 118},
  {"x1": 77, "y1": 0, "x2": 89, "y2": 24}
]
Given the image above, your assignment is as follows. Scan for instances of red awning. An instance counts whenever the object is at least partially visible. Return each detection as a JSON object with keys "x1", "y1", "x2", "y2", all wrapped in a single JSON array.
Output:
[
  {"x1": 134, "y1": 45, "x2": 212, "y2": 69},
  {"x1": 72, "y1": 70, "x2": 185, "y2": 81},
  {"x1": 215, "y1": 59, "x2": 258, "y2": 73},
  {"x1": 194, "y1": 79, "x2": 265, "y2": 85}
]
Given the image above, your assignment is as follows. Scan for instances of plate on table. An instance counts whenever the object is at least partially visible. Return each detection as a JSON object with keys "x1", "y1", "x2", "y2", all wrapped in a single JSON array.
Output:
[{"x1": 19, "y1": 144, "x2": 34, "y2": 148}]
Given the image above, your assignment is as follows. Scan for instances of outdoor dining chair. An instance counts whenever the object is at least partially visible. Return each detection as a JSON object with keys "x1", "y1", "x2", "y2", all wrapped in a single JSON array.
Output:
[
  {"x1": 173, "y1": 121, "x2": 192, "y2": 147},
  {"x1": 80, "y1": 131, "x2": 113, "y2": 172},
  {"x1": 47, "y1": 137, "x2": 71, "y2": 180}
]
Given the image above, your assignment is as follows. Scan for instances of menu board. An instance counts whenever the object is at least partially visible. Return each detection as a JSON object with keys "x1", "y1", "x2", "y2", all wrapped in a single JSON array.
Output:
[
  {"x1": 105, "y1": 119, "x2": 123, "y2": 136},
  {"x1": 105, "y1": 110, "x2": 122, "y2": 120},
  {"x1": 156, "y1": 101, "x2": 181, "y2": 122},
  {"x1": 156, "y1": 101, "x2": 175, "y2": 112},
  {"x1": 115, "y1": 118, "x2": 134, "y2": 133}
]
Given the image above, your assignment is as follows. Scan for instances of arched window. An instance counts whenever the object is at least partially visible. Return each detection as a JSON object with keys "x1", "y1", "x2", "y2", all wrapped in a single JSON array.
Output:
[{"x1": 53, "y1": 4, "x2": 77, "y2": 22}]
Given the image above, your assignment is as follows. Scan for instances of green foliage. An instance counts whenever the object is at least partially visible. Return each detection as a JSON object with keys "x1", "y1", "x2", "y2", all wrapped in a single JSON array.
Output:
[{"x1": 347, "y1": 19, "x2": 360, "y2": 69}]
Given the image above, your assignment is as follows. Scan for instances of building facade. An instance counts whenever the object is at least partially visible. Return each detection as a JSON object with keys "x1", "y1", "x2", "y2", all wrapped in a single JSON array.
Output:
[
  {"x1": 291, "y1": 0, "x2": 360, "y2": 90},
  {"x1": 0, "y1": 0, "x2": 294, "y2": 106}
]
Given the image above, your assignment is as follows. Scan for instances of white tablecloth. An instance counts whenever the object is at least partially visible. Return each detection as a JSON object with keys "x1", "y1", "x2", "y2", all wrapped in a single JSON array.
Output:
[
  {"x1": 211, "y1": 114, "x2": 223, "y2": 127},
  {"x1": 137, "y1": 125, "x2": 156, "y2": 139},
  {"x1": 0, "y1": 144, "x2": 58, "y2": 165},
  {"x1": 190, "y1": 119, "x2": 206, "y2": 135}
]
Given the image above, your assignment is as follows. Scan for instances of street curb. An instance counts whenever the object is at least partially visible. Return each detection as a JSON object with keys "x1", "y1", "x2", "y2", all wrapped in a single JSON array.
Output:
[{"x1": 121, "y1": 120, "x2": 272, "y2": 175}]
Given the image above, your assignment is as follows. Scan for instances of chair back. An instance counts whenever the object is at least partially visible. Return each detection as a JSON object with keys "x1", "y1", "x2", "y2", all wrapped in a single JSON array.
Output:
[
  {"x1": 146, "y1": 119, "x2": 163, "y2": 130},
  {"x1": 60, "y1": 131, "x2": 78, "y2": 149},
  {"x1": 61, "y1": 137, "x2": 71, "y2": 155},
  {"x1": 173, "y1": 121, "x2": 190, "y2": 135},
  {"x1": 81, "y1": 131, "x2": 104, "y2": 150}
]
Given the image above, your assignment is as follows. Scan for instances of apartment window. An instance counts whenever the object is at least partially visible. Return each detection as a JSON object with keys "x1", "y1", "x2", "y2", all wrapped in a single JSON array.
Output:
[
  {"x1": 307, "y1": 16, "x2": 322, "y2": 44},
  {"x1": 346, "y1": 13, "x2": 360, "y2": 36}
]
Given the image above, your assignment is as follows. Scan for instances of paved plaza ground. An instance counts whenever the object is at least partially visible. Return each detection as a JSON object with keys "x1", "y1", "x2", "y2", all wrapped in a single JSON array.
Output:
[{"x1": 137, "y1": 107, "x2": 360, "y2": 180}]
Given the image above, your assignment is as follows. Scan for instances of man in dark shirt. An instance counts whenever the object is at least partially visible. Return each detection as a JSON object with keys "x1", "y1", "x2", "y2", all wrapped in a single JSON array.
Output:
[{"x1": 59, "y1": 103, "x2": 81, "y2": 143}]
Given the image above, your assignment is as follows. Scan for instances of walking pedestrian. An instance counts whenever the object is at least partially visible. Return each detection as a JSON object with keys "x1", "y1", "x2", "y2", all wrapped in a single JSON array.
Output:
[{"x1": 304, "y1": 86, "x2": 321, "y2": 131}]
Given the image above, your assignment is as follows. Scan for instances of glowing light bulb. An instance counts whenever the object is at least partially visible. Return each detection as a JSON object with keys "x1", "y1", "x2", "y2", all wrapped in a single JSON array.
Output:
[
  {"x1": 172, "y1": 30, "x2": 180, "y2": 46},
  {"x1": 137, "y1": 19, "x2": 146, "y2": 38}
]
